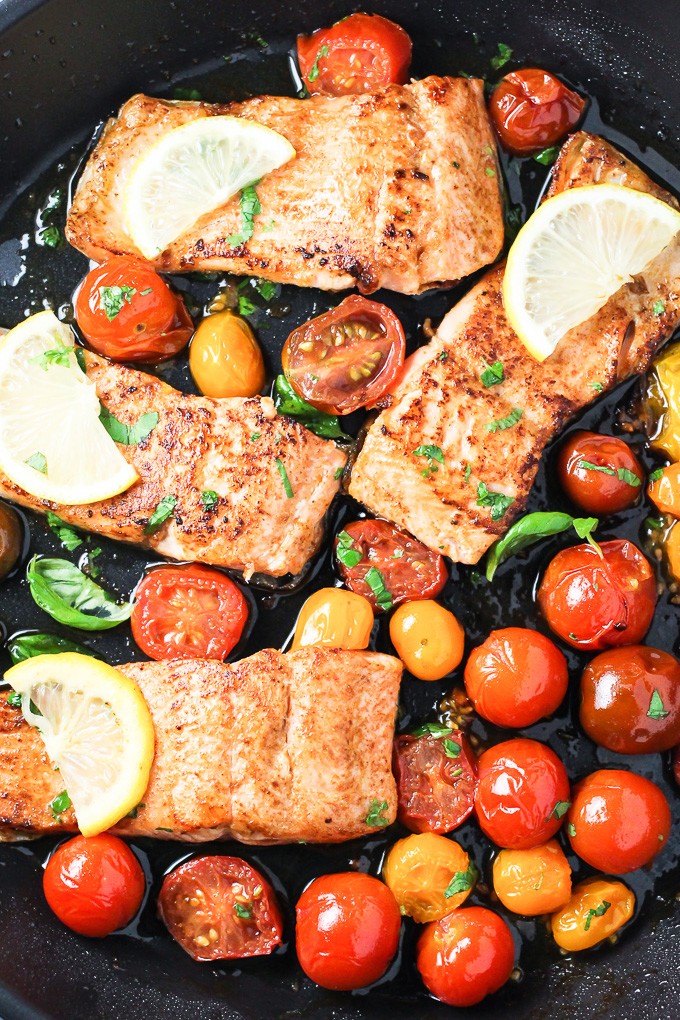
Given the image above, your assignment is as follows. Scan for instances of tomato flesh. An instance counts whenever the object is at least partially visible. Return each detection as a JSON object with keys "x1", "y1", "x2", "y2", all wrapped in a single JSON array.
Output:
[
  {"x1": 282, "y1": 295, "x2": 406, "y2": 415},
  {"x1": 159, "y1": 856, "x2": 283, "y2": 961},
  {"x1": 297, "y1": 14, "x2": 412, "y2": 97},
  {"x1": 393, "y1": 729, "x2": 476, "y2": 834},
  {"x1": 489, "y1": 68, "x2": 585, "y2": 155},
  {"x1": 132, "y1": 564, "x2": 248, "y2": 660},
  {"x1": 557, "y1": 431, "x2": 644, "y2": 514}
]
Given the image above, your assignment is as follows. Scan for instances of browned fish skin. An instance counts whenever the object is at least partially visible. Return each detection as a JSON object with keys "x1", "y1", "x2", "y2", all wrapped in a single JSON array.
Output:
[
  {"x1": 0, "y1": 647, "x2": 402, "y2": 844},
  {"x1": 349, "y1": 133, "x2": 680, "y2": 563},
  {"x1": 0, "y1": 351, "x2": 346, "y2": 578},
  {"x1": 65, "y1": 79, "x2": 504, "y2": 294}
]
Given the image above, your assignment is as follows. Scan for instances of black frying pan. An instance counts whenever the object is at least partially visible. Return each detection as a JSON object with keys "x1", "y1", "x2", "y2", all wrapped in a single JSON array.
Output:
[{"x1": 0, "y1": 1, "x2": 679, "y2": 1018}]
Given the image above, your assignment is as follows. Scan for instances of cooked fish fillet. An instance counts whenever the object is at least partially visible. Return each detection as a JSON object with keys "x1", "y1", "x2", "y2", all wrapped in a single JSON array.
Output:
[
  {"x1": 0, "y1": 647, "x2": 402, "y2": 843},
  {"x1": 349, "y1": 133, "x2": 680, "y2": 562},
  {"x1": 65, "y1": 79, "x2": 504, "y2": 294},
  {"x1": 0, "y1": 350, "x2": 345, "y2": 578}
]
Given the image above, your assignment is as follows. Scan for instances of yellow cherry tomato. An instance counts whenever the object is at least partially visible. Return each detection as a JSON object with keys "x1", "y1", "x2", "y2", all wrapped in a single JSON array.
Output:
[
  {"x1": 389, "y1": 600, "x2": 465, "y2": 680},
  {"x1": 492, "y1": 840, "x2": 571, "y2": 916},
  {"x1": 189, "y1": 311, "x2": 265, "y2": 398},
  {"x1": 649, "y1": 343, "x2": 680, "y2": 462},
  {"x1": 550, "y1": 877, "x2": 635, "y2": 951},
  {"x1": 291, "y1": 587, "x2": 374, "y2": 651},
  {"x1": 382, "y1": 832, "x2": 474, "y2": 923}
]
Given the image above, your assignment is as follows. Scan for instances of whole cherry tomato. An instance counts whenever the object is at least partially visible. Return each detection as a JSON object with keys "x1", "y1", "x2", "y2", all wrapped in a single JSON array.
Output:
[
  {"x1": 291, "y1": 587, "x2": 374, "y2": 651},
  {"x1": 295, "y1": 872, "x2": 401, "y2": 990},
  {"x1": 158, "y1": 856, "x2": 283, "y2": 961},
  {"x1": 580, "y1": 645, "x2": 680, "y2": 753},
  {"x1": 551, "y1": 877, "x2": 635, "y2": 952},
  {"x1": 489, "y1": 68, "x2": 585, "y2": 156},
  {"x1": 475, "y1": 738, "x2": 571, "y2": 849},
  {"x1": 493, "y1": 840, "x2": 572, "y2": 916},
  {"x1": 297, "y1": 14, "x2": 412, "y2": 97},
  {"x1": 389, "y1": 600, "x2": 465, "y2": 680},
  {"x1": 567, "y1": 770, "x2": 671, "y2": 873},
  {"x1": 416, "y1": 907, "x2": 515, "y2": 1007},
  {"x1": 189, "y1": 311, "x2": 265, "y2": 398},
  {"x1": 537, "y1": 539, "x2": 656, "y2": 651},
  {"x1": 43, "y1": 834, "x2": 145, "y2": 937},
  {"x1": 464, "y1": 627, "x2": 568, "y2": 727},
  {"x1": 74, "y1": 255, "x2": 193, "y2": 362},
  {"x1": 557, "y1": 431, "x2": 644, "y2": 514},
  {"x1": 335, "y1": 519, "x2": 447, "y2": 613},
  {"x1": 394, "y1": 727, "x2": 477, "y2": 834},
  {"x1": 648, "y1": 463, "x2": 680, "y2": 518},
  {"x1": 382, "y1": 832, "x2": 474, "y2": 923},
  {"x1": 132, "y1": 564, "x2": 249, "y2": 660}
]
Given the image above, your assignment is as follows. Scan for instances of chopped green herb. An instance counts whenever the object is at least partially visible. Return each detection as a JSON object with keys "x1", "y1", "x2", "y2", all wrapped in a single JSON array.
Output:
[
  {"x1": 485, "y1": 166, "x2": 496, "y2": 177},
  {"x1": 646, "y1": 516, "x2": 665, "y2": 530},
  {"x1": 254, "y1": 278, "x2": 277, "y2": 301},
  {"x1": 443, "y1": 738, "x2": 461, "y2": 758},
  {"x1": 275, "y1": 458, "x2": 294, "y2": 498},
  {"x1": 533, "y1": 871, "x2": 545, "y2": 892},
  {"x1": 46, "y1": 511, "x2": 83, "y2": 552},
  {"x1": 480, "y1": 359, "x2": 504, "y2": 387},
  {"x1": 486, "y1": 406, "x2": 523, "y2": 433},
  {"x1": 26, "y1": 451, "x2": 47, "y2": 474},
  {"x1": 234, "y1": 902, "x2": 253, "y2": 919},
  {"x1": 275, "y1": 432, "x2": 282, "y2": 444},
  {"x1": 589, "y1": 381, "x2": 604, "y2": 393},
  {"x1": 534, "y1": 145, "x2": 560, "y2": 165},
  {"x1": 140, "y1": 287, "x2": 153, "y2": 296},
  {"x1": 336, "y1": 530, "x2": 362, "y2": 568},
  {"x1": 567, "y1": 822, "x2": 577, "y2": 837},
  {"x1": 548, "y1": 800, "x2": 571, "y2": 820},
  {"x1": 334, "y1": 466, "x2": 344, "y2": 480},
  {"x1": 647, "y1": 689, "x2": 670, "y2": 720},
  {"x1": 99, "y1": 406, "x2": 158, "y2": 446},
  {"x1": 365, "y1": 566, "x2": 393, "y2": 612},
  {"x1": 451, "y1": 160, "x2": 460, "y2": 169},
  {"x1": 490, "y1": 41, "x2": 513, "y2": 70},
  {"x1": 308, "y1": 43, "x2": 329, "y2": 83},
  {"x1": 463, "y1": 463, "x2": 472, "y2": 486},
  {"x1": 617, "y1": 467, "x2": 642, "y2": 488},
  {"x1": 569, "y1": 632, "x2": 577, "y2": 640},
  {"x1": 49, "y1": 790, "x2": 71, "y2": 820},
  {"x1": 250, "y1": 432, "x2": 261, "y2": 442},
  {"x1": 172, "y1": 86, "x2": 202, "y2": 100},
  {"x1": 155, "y1": 827, "x2": 174, "y2": 833},
  {"x1": 438, "y1": 350, "x2": 449, "y2": 362},
  {"x1": 238, "y1": 294, "x2": 257, "y2": 317},
  {"x1": 33, "y1": 345, "x2": 75, "y2": 370},
  {"x1": 365, "y1": 798, "x2": 390, "y2": 827},
  {"x1": 145, "y1": 495, "x2": 177, "y2": 534},
  {"x1": 40, "y1": 225, "x2": 61, "y2": 248},
  {"x1": 201, "y1": 490, "x2": 219, "y2": 511},
  {"x1": 74, "y1": 347, "x2": 86, "y2": 373},
  {"x1": 504, "y1": 203, "x2": 523, "y2": 244},
  {"x1": 411, "y1": 722, "x2": 452, "y2": 738},
  {"x1": 273, "y1": 375, "x2": 351, "y2": 441},
  {"x1": 577, "y1": 459, "x2": 616, "y2": 476},
  {"x1": 99, "y1": 284, "x2": 136, "y2": 321},
  {"x1": 413, "y1": 444, "x2": 445, "y2": 477},
  {"x1": 126, "y1": 803, "x2": 145, "y2": 819},
  {"x1": 86, "y1": 547, "x2": 102, "y2": 580},
  {"x1": 653, "y1": 300, "x2": 666, "y2": 316},
  {"x1": 228, "y1": 183, "x2": 261, "y2": 246},
  {"x1": 650, "y1": 468, "x2": 665, "y2": 483},
  {"x1": 7, "y1": 691, "x2": 22, "y2": 708},
  {"x1": 584, "y1": 901, "x2": 611, "y2": 931},
  {"x1": 476, "y1": 481, "x2": 514, "y2": 521},
  {"x1": 485, "y1": 512, "x2": 599, "y2": 581},
  {"x1": 444, "y1": 861, "x2": 479, "y2": 898}
]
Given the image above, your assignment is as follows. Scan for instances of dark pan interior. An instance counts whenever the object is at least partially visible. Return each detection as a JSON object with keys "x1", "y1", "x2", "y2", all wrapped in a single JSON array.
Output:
[{"x1": 0, "y1": 1, "x2": 680, "y2": 1018}]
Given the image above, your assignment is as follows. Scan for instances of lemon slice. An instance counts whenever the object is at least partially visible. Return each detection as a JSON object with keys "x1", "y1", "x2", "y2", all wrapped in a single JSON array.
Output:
[
  {"x1": 6, "y1": 652, "x2": 154, "y2": 837},
  {"x1": 503, "y1": 184, "x2": 680, "y2": 361},
  {"x1": 123, "y1": 115, "x2": 296, "y2": 258},
  {"x1": 0, "y1": 310, "x2": 138, "y2": 504}
]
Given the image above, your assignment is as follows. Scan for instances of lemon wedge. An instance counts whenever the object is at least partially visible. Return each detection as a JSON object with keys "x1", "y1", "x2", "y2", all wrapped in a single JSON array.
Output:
[
  {"x1": 503, "y1": 184, "x2": 680, "y2": 361},
  {"x1": 0, "y1": 310, "x2": 138, "y2": 504},
  {"x1": 6, "y1": 652, "x2": 154, "y2": 837},
  {"x1": 123, "y1": 115, "x2": 296, "y2": 259}
]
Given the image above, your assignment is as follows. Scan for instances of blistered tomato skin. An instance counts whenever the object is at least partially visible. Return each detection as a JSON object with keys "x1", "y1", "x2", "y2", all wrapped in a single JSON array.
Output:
[
  {"x1": 389, "y1": 601, "x2": 465, "y2": 680},
  {"x1": 551, "y1": 877, "x2": 635, "y2": 951},
  {"x1": 475, "y1": 739, "x2": 571, "y2": 850},
  {"x1": 416, "y1": 907, "x2": 515, "y2": 1007},
  {"x1": 489, "y1": 68, "x2": 585, "y2": 155},
  {"x1": 492, "y1": 840, "x2": 572, "y2": 916},
  {"x1": 557, "y1": 431, "x2": 645, "y2": 514},
  {"x1": 567, "y1": 770, "x2": 671, "y2": 873},
  {"x1": 382, "y1": 833, "x2": 473, "y2": 923},
  {"x1": 189, "y1": 311, "x2": 265, "y2": 398},
  {"x1": 291, "y1": 587, "x2": 374, "y2": 651},
  {"x1": 580, "y1": 645, "x2": 680, "y2": 753},
  {"x1": 394, "y1": 729, "x2": 477, "y2": 834}
]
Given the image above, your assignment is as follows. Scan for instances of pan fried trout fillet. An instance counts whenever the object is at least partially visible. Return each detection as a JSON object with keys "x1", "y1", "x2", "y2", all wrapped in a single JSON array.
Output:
[
  {"x1": 0, "y1": 351, "x2": 346, "y2": 578},
  {"x1": 0, "y1": 647, "x2": 402, "y2": 843},
  {"x1": 349, "y1": 133, "x2": 680, "y2": 562},
  {"x1": 65, "y1": 79, "x2": 503, "y2": 294}
]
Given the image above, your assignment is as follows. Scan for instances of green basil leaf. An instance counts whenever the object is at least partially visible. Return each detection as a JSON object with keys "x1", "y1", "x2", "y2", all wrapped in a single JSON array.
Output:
[
  {"x1": 7, "y1": 632, "x2": 104, "y2": 665},
  {"x1": 45, "y1": 511, "x2": 83, "y2": 552},
  {"x1": 485, "y1": 511, "x2": 599, "y2": 581},
  {"x1": 336, "y1": 530, "x2": 362, "y2": 568},
  {"x1": 365, "y1": 798, "x2": 390, "y2": 827},
  {"x1": 444, "y1": 861, "x2": 479, "y2": 897},
  {"x1": 26, "y1": 556, "x2": 132, "y2": 631},
  {"x1": 144, "y1": 495, "x2": 177, "y2": 535},
  {"x1": 99, "y1": 405, "x2": 158, "y2": 446},
  {"x1": 273, "y1": 375, "x2": 351, "y2": 441},
  {"x1": 49, "y1": 790, "x2": 71, "y2": 820}
]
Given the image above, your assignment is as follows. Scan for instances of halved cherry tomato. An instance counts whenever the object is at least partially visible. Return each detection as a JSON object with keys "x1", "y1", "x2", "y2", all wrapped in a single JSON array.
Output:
[
  {"x1": 74, "y1": 256, "x2": 193, "y2": 362},
  {"x1": 492, "y1": 840, "x2": 572, "y2": 916},
  {"x1": 557, "y1": 431, "x2": 644, "y2": 514},
  {"x1": 282, "y1": 296, "x2": 406, "y2": 415},
  {"x1": 43, "y1": 834, "x2": 145, "y2": 938},
  {"x1": 551, "y1": 877, "x2": 635, "y2": 951},
  {"x1": 132, "y1": 564, "x2": 248, "y2": 660},
  {"x1": 189, "y1": 311, "x2": 265, "y2": 398},
  {"x1": 417, "y1": 907, "x2": 515, "y2": 1007},
  {"x1": 158, "y1": 856, "x2": 283, "y2": 961},
  {"x1": 475, "y1": 738, "x2": 571, "y2": 850},
  {"x1": 297, "y1": 14, "x2": 412, "y2": 97},
  {"x1": 648, "y1": 463, "x2": 680, "y2": 518},
  {"x1": 580, "y1": 645, "x2": 680, "y2": 754},
  {"x1": 335, "y1": 519, "x2": 447, "y2": 612},
  {"x1": 295, "y1": 872, "x2": 401, "y2": 990},
  {"x1": 393, "y1": 727, "x2": 477, "y2": 834},
  {"x1": 537, "y1": 539, "x2": 657, "y2": 651},
  {"x1": 389, "y1": 600, "x2": 465, "y2": 680},
  {"x1": 290, "y1": 587, "x2": 374, "y2": 651},
  {"x1": 567, "y1": 769, "x2": 671, "y2": 874},
  {"x1": 464, "y1": 627, "x2": 568, "y2": 727},
  {"x1": 489, "y1": 68, "x2": 585, "y2": 156},
  {"x1": 382, "y1": 832, "x2": 474, "y2": 923}
]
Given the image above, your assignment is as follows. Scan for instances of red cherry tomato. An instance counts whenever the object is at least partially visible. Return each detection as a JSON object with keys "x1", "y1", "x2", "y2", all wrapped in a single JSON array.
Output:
[
  {"x1": 537, "y1": 539, "x2": 656, "y2": 651},
  {"x1": 393, "y1": 728, "x2": 477, "y2": 834},
  {"x1": 297, "y1": 14, "x2": 412, "y2": 97},
  {"x1": 282, "y1": 296, "x2": 406, "y2": 415},
  {"x1": 74, "y1": 255, "x2": 193, "y2": 362},
  {"x1": 417, "y1": 907, "x2": 515, "y2": 1007},
  {"x1": 464, "y1": 627, "x2": 568, "y2": 727},
  {"x1": 295, "y1": 872, "x2": 401, "y2": 990},
  {"x1": 158, "y1": 856, "x2": 283, "y2": 961},
  {"x1": 475, "y1": 738, "x2": 571, "y2": 850},
  {"x1": 567, "y1": 770, "x2": 671, "y2": 874},
  {"x1": 43, "y1": 834, "x2": 145, "y2": 937},
  {"x1": 131, "y1": 564, "x2": 248, "y2": 660},
  {"x1": 489, "y1": 68, "x2": 585, "y2": 155},
  {"x1": 334, "y1": 519, "x2": 447, "y2": 612},
  {"x1": 580, "y1": 645, "x2": 680, "y2": 754},
  {"x1": 557, "y1": 431, "x2": 644, "y2": 515}
]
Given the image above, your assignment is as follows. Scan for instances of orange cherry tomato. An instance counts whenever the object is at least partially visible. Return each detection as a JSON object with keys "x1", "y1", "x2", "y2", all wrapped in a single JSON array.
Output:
[
  {"x1": 665, "y1": 520, "x2": 680, "y2": 581},
  {"x1": 550, "y1": 877, "x2": 635, "y2": 951},
  {"x1": 290, "y1": 587, "x2": 374, "y2": 651},
  {"x1": 567, "y1": 769, "x2": 671, "y2": 874},
  {"x1": 394, "y1": 727, "x2": 477, "y2": 834},
  {"x1": 189, "y1": 311, "x2": 265, "y2": 398},
  {"x1": 297, "y1": 14, "x2": 412, "y2": 97},
  {"x1": 557, "y1": 431, "x2": 644, "y2": 514},
  {"x1": 282, "y1": 296, "x2": 406, "y2": 415},
  {"x1": 382, "y1": 832, "x2": 474, "y2": 923},
  {"x1": 417, "y1": 907, "x2": 515, "y2": 1007},
  {"x1": 648, "y1": 463, "x2": 680, "y2": 518},
  {"x1": 489, "y1": 68, "x2": 585, "y2": 156},
  {"x1": 389, "y1": 601, "x2": 465, "y2": 680},
  {"x1": 74, "y1": 255, "x2": 193, "y2": 362},
  {"x1": 492, "y1": 840, "x2": 572, "y2": 916}
]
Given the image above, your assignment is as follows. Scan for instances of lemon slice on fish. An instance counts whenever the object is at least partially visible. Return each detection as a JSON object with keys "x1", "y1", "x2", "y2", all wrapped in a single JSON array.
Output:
[
  {"x1": 6, "y1": 653, "x2": 154, "y2": 837},
  {"x1": 123, "y1": 115, "x2": 296, "y2": 259},
  {"x1": 503, "y1": 184, "x2": 680, "y2": 362},
  {"x1": 0, "y1": 310, "x2": 138, "y2": 504}
]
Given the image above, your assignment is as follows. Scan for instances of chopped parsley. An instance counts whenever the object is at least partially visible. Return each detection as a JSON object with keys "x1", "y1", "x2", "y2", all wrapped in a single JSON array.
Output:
[
  {"x1": 463, "y1": 463, "x2": 471, "y2": 485},
  {"x1": 275, "y1": 458, "x2": 294, "y2": 498},
  {"x1": 46, "y1": 511, "x2": 83, "y2": 552},
  {"x1": 250, "y1": 432, "x2": 261, "y2": 442},
  {"x1": 25, "y1": 451, "x2": 47, "y2": 474},
  {"x1": 334, "y1": 466, "x2": 344, "y2": 480},
  {"x1": 534, "y1": 145, "x2": 561, "y2": 166},
  {"x1": 476, "y1": 481, "x2": 515, "y2": 520},
  {"x1": 49, "y1": 790, "x2": 71, "y2": 821},
  {"x1": 336, "y1": 530, "x2": 362, "y2": 568},
  {"x1": 647, "y1": 689, "x2": 670, "y2": 720},
  {"x1": 238, "y1": 294, "x2": 257, "y2": 317},
  {"x1": 99, "y1": 284, "x2": 136, "y2": 321},
  {"x1": 589, "y1": 381, "x2": 604, "y2": 393},
  {"x1": 99, "y1": 406, "x2": 158, "y2": 446},
  {"x1": 443, "y1": 738, "x2": 461, "y2": 758},
  {"x1": 365, "y1": 798, "x2": 390, "y2": 827},
  {"x1": 485, "y1": 166, "x2": 496, "y2": 177},
  {"x1": 200, "y1": 490, "x2": 219, "y2": 511},
  {"x1": 7, "y1": 691, "x2": 22, "y2": 708},
  {"x1": 254, "y1": 278, "x2": 277, "y2": 301},
  {"x1": 411, "y1": 722, "x2": 452, "y2": 738},
  {"x1": 649, "y1": 468, "x2": 665, "y2": 484},
  {"x1": 480, "y1": 359, "x2": 504, "y2": 387},
  {"x1": 228, "y1": 183, "x2": 261, "y2": 246},
  {"x1": 444, "y1": 861, "x2": 479, "y2": 898},
  {"x1": 33, "y1": 345, "x2": 75, "y2": 370},
  {"x1": 438, "y1": 350, "x2": 449, "y2": 362},
  {"x1": 144, "y1": 494, "x2": 177, "y2": 534},
  {"x1": 40, "y1": 225, "x2": 61, "y2": 248},
  {"x1": 365, "y1": 566, "x2": 393, "y2": 612},
  {"x1": 234, "y1": 902, "x2": 253, "y2": 919},
  {"x1": 490, "y1": 41, "x2": 513, "y2": 70},
  {"x1": 584, "y1": 901, "x2": 611, "y2": 931},
  {"x1": 548, "y1": 800, "x2": 571, "y2": 820},
  {"x1": 413, "y1": 444, "x2": 445, "y2": 477},
  {"x1": 308, "y1": 43, "x2": 329, "y2": 83},
  {"x1": 653, "y1": 300, "x2": 666, "y2": 316},
  {"x1": 486, "y1": 406, "x2": 523, "y2": 433}
]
